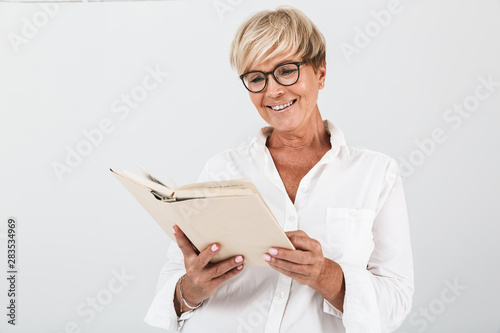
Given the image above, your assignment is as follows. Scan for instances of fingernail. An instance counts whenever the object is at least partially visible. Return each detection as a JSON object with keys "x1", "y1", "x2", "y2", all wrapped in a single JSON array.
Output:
[
  {"x1": 237, "y1": 265, "x2": 243, "y2": 270},
  {"x1": 172, "y1": 227, "x2": 176, "y2": 234},
  {"x1": 269, "y1": 248, "x2": 278, "y2": 255},
  {"x1": 211, "y1": 244, "x2": 218, "y2": 252},
  {"x1": 235, "y1": 256, "x2": 243, "y2": 263},
  {"x1": 263, "y1": 254, "x2": 271, "y2": 262}
]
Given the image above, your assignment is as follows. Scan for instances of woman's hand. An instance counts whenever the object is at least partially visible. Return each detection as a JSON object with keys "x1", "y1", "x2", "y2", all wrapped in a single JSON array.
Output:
[
  {"x1": 263, "y1": 230, "x2": 325, "y2": 286},
  {"x1": 172, "y1": 225, "x2": 244, "y2": 314},
  {"x1": 264, "y1": 230, "x2": 345, "y2": 311}
]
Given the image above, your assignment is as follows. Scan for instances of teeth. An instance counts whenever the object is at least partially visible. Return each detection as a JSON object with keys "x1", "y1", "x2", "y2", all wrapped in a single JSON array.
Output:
[{"x1": 271, "y1": 100, "x2": 294, "y2": 111}]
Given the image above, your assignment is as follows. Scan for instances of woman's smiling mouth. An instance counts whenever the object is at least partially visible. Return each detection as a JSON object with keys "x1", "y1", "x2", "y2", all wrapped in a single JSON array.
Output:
[{"x1": 268, "y1": 99, "x2": 296, "y2": 111}]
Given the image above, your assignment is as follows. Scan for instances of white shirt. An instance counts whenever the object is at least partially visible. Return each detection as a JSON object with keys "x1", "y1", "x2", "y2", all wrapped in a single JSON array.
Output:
[{"x1": 144, "y1": 119, "x2": 414, "y2": 333}]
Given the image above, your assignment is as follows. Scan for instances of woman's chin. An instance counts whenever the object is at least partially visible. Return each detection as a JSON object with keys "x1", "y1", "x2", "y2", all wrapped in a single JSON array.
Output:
[
  {"x1": 267, "y1": 117, "x2": 301, "y2": 133},
  {"x1": 266, "y1": 105, "x2": 294, "y2": 126},
  {"x1": 260, "y1": 104, "x2": 306, "y2": 132}
]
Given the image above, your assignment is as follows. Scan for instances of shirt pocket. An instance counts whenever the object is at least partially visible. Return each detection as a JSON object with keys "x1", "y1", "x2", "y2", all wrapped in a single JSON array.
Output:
[{"x1": 323, "y1": 207, "x2": 376, "y2": 264}]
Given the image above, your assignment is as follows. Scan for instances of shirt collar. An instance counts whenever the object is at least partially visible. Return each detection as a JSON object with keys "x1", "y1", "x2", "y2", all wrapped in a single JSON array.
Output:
[{"x1": 251, "y1": 119, "x2": 351, "y2": 161}]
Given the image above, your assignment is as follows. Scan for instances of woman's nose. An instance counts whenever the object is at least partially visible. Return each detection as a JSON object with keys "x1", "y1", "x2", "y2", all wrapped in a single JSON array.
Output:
[{"x1": 265, "y1": 75, "x2": 284, "y2": 97}]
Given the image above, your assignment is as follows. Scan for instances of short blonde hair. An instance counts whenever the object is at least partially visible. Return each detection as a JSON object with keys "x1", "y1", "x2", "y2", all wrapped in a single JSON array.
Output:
[{"x1": 230, "y1": 6, "x2": 326, "y2": 75}]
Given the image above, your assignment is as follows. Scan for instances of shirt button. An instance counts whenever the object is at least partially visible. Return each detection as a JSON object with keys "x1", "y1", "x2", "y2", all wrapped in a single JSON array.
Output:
[
  {"x1": 276, "y1": 290, "x2": 285, "y2": 298},
  {"x1": 350, "y1": 209, "x2": 358, "y2": 217},
  {"x1": 288, "y1": 215, "x2": 296, "y2": 222}
]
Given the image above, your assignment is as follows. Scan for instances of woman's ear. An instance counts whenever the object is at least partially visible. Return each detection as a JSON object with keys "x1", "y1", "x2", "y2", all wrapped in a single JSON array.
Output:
[{"x1": 317, "y1": 64, "x2": 327, "y2": 89}]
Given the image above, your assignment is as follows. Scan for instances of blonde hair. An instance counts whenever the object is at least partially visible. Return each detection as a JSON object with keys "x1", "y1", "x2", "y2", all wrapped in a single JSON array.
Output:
[{"x1": 230, "y1": 6, "x2": 326, "y2": 75}]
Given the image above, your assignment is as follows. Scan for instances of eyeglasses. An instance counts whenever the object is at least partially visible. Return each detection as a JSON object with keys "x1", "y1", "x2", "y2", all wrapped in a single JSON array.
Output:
[{"x1": 239, "y1": 62, "x2": 306, "y2": 93}]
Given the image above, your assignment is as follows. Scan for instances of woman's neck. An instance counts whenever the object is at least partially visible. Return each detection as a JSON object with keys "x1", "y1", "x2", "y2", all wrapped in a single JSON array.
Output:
[{"x1": 266, "y1": 118, "x2": 331, "y2": 151}]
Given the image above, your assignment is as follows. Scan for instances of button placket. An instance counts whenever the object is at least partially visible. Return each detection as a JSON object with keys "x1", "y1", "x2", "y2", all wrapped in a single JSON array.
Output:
[
  {"x1": 285, "y1": 214, "x2": 298, "y2": 230},
  {"x1": 265, "y1": 274, "x2": 292, "y2": 332},
  {"x1": 272, "y1": 275, "x2": 291, "y2": 305},
  {"x1": 284, "y1": 201, "x2": 298, "y2": 231}
]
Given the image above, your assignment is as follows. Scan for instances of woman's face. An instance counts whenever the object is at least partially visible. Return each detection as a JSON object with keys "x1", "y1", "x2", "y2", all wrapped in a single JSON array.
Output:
[{"x1": 246, "y1": 54, "x2": 326, "y2": 134}]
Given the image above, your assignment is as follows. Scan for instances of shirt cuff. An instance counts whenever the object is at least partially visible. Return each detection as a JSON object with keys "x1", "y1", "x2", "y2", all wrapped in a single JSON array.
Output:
[
  {"x1": 144, "y1": 270, "x2": 186, "y2": 331},
  {"x1": 337, "y1": 263, "x2": 382, "y2": 333},
  {"x1": 323, "y1": 298, "x2": 343, "y2": 319}
]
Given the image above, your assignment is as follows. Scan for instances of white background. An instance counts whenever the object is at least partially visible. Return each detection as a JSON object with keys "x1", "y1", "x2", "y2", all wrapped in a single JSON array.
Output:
[{"x1": 0, "y1": 0, "x2": 499, "y2": 332}]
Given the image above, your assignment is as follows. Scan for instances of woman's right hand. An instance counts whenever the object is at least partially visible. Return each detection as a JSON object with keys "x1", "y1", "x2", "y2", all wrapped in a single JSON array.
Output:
[{"x1": 172, "y1": 225, "x2": 244, "y2": 314}]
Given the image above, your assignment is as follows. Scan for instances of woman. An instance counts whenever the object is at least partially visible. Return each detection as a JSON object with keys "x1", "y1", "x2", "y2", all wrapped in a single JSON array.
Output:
[{"x1": 145, "y1": 6, "x2": 413, "y2": 332}]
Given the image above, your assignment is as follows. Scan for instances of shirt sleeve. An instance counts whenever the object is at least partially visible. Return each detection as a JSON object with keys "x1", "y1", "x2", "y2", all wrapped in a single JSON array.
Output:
[
  {"x1": 325, "y1": 158, "x2": 414, "y2": 333},
  {"x1": 143, "y1": 161, "x2": 213, "y2": 331},
  {"x1": 143, "y1": 243, "x2": 190, "y2": 331}
]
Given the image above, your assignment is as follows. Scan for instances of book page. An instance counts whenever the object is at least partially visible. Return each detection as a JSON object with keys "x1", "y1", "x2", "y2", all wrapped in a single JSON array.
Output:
[
  {"x1": 114, "y1": 170, "x2": 175, "y2": 198},
  {"x1": 163, "y1": 195, "x2": 294, "y2": 266},
  {"x1": 175, "y1": 179, "x2": 256, "y2": 199},
  {"x1": 135, "y1": 163, "x2": 169, "y2": 188},
  {"x1": 176, "y1": 179, "x2": 253, "y2": 191},
  {"x1": 174, "y1": 188, "x2": 254, "y2": 199}
]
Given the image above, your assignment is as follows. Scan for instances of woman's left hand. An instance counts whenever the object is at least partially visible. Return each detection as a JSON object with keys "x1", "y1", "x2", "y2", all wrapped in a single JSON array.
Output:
[{"x1": 264, "y1": 230, "x2": 325, "y2": 286}]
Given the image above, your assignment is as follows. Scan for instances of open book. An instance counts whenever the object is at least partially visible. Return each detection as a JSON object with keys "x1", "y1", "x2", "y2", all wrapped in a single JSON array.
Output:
[{"x1": 110, "y1": 167, "x2": 294, "y2": 266}]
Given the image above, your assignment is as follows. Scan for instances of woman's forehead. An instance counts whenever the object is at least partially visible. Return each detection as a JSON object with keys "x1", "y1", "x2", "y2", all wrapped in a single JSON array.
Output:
[{"x1": 247, "y1": 52, "x2": 300, "y2": 72}]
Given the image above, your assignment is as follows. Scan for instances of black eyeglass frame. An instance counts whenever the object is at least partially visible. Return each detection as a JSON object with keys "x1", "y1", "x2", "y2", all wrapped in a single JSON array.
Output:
[{"x1": 239, "y1": 61, "x2": 306, "y2": 93}]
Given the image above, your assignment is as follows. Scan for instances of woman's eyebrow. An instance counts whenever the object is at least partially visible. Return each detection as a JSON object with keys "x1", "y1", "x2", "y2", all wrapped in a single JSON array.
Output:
[
  {"x1": 254, "y1": 60, "x2": 297, "y2": 72},
  {"x1": 276, "y1": 59, "x2": 296, "y2": 66}
]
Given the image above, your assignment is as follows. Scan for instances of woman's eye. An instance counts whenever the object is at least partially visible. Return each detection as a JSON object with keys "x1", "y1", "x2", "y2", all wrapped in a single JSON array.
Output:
[
  {"x1": 279, "y1": 69, "x2": 297, "y2": 77},
  {"x1": 250, "y1": 76, "x2": 265, "y2": 84}
]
